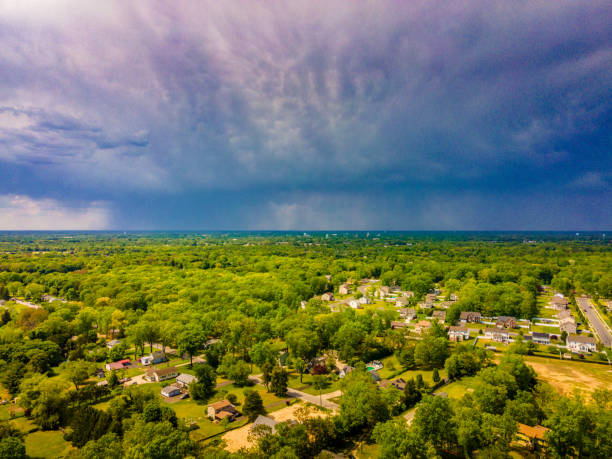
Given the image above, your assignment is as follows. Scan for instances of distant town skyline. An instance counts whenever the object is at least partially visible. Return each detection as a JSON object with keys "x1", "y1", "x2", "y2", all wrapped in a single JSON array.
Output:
[{"x1": 0, "y1": 1, "x2": 611, "y2": 230}]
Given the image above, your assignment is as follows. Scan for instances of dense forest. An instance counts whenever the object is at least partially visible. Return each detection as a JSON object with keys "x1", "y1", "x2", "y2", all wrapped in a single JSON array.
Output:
[{"x1": 0, "y1": 232, "x2": 611, "y2": 458}]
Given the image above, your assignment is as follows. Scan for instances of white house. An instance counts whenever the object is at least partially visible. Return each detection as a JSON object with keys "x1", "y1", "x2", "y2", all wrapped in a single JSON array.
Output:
[
  {"x1": 176, "y1": 373, "x2": 198, "y2": 388},
  {"x1": 339, "y1": 283, "x2": 351, "y2": 295},
  {"x1": 448, "y1": 326, "x2": 470, "y2": 341},
  {"x1": 161, "y1": 384, "x2": 181, "y2": 398},
  {"x1": 348, "y1": 299, "x2": 362, "y2": 309},
  {"x1": 531, "y1": 332, "x2": 550, "y2": 345},
  {"x1": 484, "y1": 328, "x2": 510, "y2": 343},
  {"x1": 566, "y1": 334, "x2": 597, "y2": 353}
]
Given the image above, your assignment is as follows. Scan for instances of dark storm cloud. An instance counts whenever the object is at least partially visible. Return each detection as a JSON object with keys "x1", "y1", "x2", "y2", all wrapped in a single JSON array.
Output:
[{"x1": 0, "y1": 0, "x2": 610, "y2": 229}]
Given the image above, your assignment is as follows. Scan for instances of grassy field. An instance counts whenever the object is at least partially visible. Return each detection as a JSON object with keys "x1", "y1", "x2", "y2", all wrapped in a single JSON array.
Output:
[
  {"x1": 524, "y1": 355, "x2": 612, "y2": 397},
  {"x1": 435, "y1": 376, "x2": 479, "y2": 399},
  {"x1": 377, "y1": 355, "x2": 447, "y2": 383},
  {"x1": 287, "y1": 372, "x2": 340, "y2": 395},
  {"x1": 24, "y1": 430, "x2": 75, "y2": 459}
]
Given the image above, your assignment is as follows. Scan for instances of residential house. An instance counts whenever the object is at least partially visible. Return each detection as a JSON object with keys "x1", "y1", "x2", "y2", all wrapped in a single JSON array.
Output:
[
  {"x1": 390, "y1": 285, "x2": 402, "y2": 293},
  {"x1": 459, "y1": 311, "x2": 482, "y2": 324},
  {"x1": 566, "y1": 334, "x2": 597, "y2": 353},
  {"x1": 208, "y1": 400, "x2": 240, "y2": 422},
  {"x1": 448, "y1": 326, "x2": 470, "y2": 341},
  {"x1": 484, "y1": 328, "x2": 510, "y2": 343},
  {"x1": 450, "y1": 293, "x2": 458, "y2": 302},
  {"x1": 105, "y1": 359, "x2": 131, "y2": 371},
  {"x1": 339, "y1": 365, "x2": 354, "y2": 378},
  {"x1": 399, "y1": 308, "x2": 417, "y2": 321},
  {"x1": 402, "y1": 291, "x2": 415, "y2": 298},
  {"x1": 517, "y1": 424, "x2": 550, "y2": 452},
  {"x1": 419, "y1": 302, "x2": 433, "y2": 310},
  {"x1": 391, "y1": 321, "x2": 408, "y2": 329},
  {"x1": 106, "y1": 339, "x2": 121, "y2": 349},
  {"x1": 550, "y1": 293, "x2": 569, "y2": 310},
  {"x1": 252, "y1": 415, "x2": 278, "y2": 434},
  {"x1": 140, "y1": 351, "x2": 166, "y2": 366},
  {"x1": 176, "y1": 373, "x2": 198, "y2": 388},
  {"x1": 495, "y1": 316, "x2": 516, "y2": 329},
  {"x1": 425, "y1": 293, "x2": 437, "y2": 304},
  {"x1": 557, "y1": 309, "x2": 573, "y2": 320},
  {"x1": 144, "y1": 367, "x2": 178, "y2": 382},
  {"x1": 348, "y1": 299, "x2": 362, "y2": 309},
  {"x1": 380, "y1": 378, "x2": 407, "y2": 391},
  {"x1": 376, "y1": 286, "x2": 391, "y2": 298},
  {"x1": 439, "y1": 301, "x2": 453, "y2": 309},
  {"x1": 559, "y1": 316, "x2": 577, "y2": 334},
  {"x1": 321, "y1": 292, "x2": 335, "y2": 301},
  {"x1": 161, "y1": 384, "x2": 182, "y2": 398},
  {"x1": 432, "y1": 310, "x2": 446, "y2": 323},
  {"x1": 532, "y1": 332, "x2": 550, "y2": 345},
  {"x1": 339, "y1": 283, "x2": 351, "y2": 295},
  {"x1": 395, "y1": 296, "x2": 410, "y2": 307},
  {"x1": 358, "y1": 296, "x2": 372, "y2": 305},
  {"x1": 415, "y1": 320, "x2": 432, "y2": 335}
]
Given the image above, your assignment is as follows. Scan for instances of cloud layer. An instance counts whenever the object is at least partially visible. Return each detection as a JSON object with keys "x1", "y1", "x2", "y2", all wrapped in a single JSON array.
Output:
[{"x1": 0, "y1": 1, "x2": 610, "y2": 229}]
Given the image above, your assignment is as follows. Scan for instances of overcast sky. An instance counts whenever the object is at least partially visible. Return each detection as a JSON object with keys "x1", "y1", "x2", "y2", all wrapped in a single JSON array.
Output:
[{"x1": 0, "y1": 0, "x2": 611, "y2": 230}]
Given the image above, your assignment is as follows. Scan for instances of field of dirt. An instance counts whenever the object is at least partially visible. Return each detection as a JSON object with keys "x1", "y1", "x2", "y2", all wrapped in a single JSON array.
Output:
[
  {"x1": 222, "y1": 403, "x2": 328, "y2": 452},
  {"x1": 524, "y1": 357, "x2": 612, "y2": 396}
]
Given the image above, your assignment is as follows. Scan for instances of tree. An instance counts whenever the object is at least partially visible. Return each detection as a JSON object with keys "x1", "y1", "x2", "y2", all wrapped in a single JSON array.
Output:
[
  {"x1": 0, "y1": 309, "x2": 10, "y2": 326},
  {"x1": 432, "y1": 368, "x2": 440, "y2": 383},
  {"x1": 261, "y1": 362, "x2": 273, "y2": 391},
  {"x1": 413, "y1": 395, "x2": 457, "y2": 454},
  {"x1": 373, "y1": 420, "x2": 428, "y2": 459},
  {"x1": 285, "y1": 328, "x2": 319, "y2": 382},
  {"x1": 243, "y1": 389, "x2": 265, "y2": 422},
  {"x1": 270, "y1": 366, "x2": 288, "y2": 397},
  {"x1": 81, "y1": 432, "x2": 122, "y2": 459},
  {"x1": 0, "y1": 437, "x2": 26, "y2": 459},
  {"x1": 177, "y1": 324, "x2": 205, "y2": 366},
  {"x1": 414, "y1": 336, "x2": 449, "y2": 368},
  {"x1": 312, "y1": 375, "x2": 327, "y2": 406},
  {"x1": 404, "y1": 378, "x2": 422, "y2": 408},
  {"x1": 107, "y1": 371, "x2": 119, "y2": 388},
  {"x1": 190, "y1": 363, "x2": 216, "y2": 402},
  {"x1": 61, "y1": 360, "x2": 94, "y2": 391},
  {"x1": 0, "y1": 362, "x2": 25, "y2": 396},
  {"x1": 339, "y1": 369, "x2": 389, "y2": 433},
  {"x1": 67, "y1": 406, "x2": 112, "y2": 447}
]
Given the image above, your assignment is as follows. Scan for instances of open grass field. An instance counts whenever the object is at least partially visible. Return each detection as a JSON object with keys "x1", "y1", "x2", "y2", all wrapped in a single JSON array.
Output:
[
  {"x1": 435, "y1": 376, "x2": 478, "y2": 399},
  {"x1": 287, "y1": 372, "x2": 340, "y2": 395},
  {"x1": 378, "y1": 355, "x2": 447, "y2": 383},
  {"x1": 24, "y1": 430, "x2": 75, "y2": 459},
  {"x1": 524, "y1": 356, "x2": 612, "y2": 397}
]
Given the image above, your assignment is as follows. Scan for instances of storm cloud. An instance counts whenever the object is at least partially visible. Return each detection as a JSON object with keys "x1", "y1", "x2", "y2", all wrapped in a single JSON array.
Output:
[{"x1": 0, "y1": 0, "x2": 610, "y2": 229}]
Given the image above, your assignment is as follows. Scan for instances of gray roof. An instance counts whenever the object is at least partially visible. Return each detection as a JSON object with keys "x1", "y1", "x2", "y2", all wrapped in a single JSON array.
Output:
[
  {"x1": 177, "y1": 373, "x2": 198, "y2": 384},
  {"x1": 253, "y1": 415, "x2": 277, "y2": 433}
]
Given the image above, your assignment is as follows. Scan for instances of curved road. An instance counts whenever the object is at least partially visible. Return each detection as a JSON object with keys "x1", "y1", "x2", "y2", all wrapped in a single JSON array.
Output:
[{"x1": 576, "y1": 297, "x2": 612, "y2": 348}]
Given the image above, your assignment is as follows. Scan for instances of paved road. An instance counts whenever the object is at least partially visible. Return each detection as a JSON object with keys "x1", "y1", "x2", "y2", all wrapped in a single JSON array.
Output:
[
  {"x1": 576, "y1": 297, "x2": 612, "y2": 348},
  {"x1": 248, "y1": 375, "x2": 340, "y2": 410}
]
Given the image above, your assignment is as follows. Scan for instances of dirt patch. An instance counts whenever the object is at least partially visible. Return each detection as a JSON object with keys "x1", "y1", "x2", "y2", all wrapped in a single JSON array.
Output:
[
  {"x1": 222, "y1": 403, "x2": 328, "y2": 452},
  {"x1": 525, "y1": 358, "x2": 612, "y2": 397}
]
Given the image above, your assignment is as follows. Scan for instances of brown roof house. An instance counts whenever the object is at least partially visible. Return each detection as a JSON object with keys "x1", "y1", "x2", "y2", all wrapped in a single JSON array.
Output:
[
  {"x1": 459, "y1": 311, "x2": 481, "y2": 323},
  {"x1": 495, "y1": 316, "x2": 516, "y2": 329},
  {"x1": 338, "y1": 283, "x2": 351, "y2": 295},
  {"x1": 517, "y1": 423, "x2": 550, "y2": 452},
  {"x1": 448, "y1": 326, "x2": 470, "y2": 342},
  {"x1": 208, "y1": 400, "x2": 240, "y2": 422},
  {"x1": 432, "y1": 310, "x2": 446, "y2": 323},
  {"x1": 144, "y1": 367, "x2": 178, "y2": 382},
  {"x1": 321, "y1": 292, "x2": 335, "y2": 301},
  {"x1": 559, "y1": 315, "x2": 577, "y2": 334},
  {"x1": 399, "y1": 308, "x2": 417, "y2": 320},
  {"x1": 550, "y1": 293, "x2": 569, "y2": 310},
  {"x1": 415, "y1": 320, "x2": 432, "y2": 335}
]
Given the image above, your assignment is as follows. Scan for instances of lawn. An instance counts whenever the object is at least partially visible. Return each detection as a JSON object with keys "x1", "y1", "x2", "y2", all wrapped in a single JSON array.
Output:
[
  {"x1": 24, "y1": 430, "x2": 75, "y2": 459},
  {"x1": 523, "y1": 355, "x2": 612, "y2": 397},
  {"x1": 436, "y1": 376, "x2": 479, "y2": 399},
  {"x1": 287, "y1": 372, "x2": 340, "y2": 395},
  {"x1": 377, "y1": 355, "x2": 447, "y2": 384}
]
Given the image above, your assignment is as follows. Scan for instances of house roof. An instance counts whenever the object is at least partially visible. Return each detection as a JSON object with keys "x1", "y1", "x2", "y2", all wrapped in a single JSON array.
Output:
[
  {"x1": 253, "y1": 415, "x2": 277, "y2": 433},
  {"x1": 161, "y1": 384, "x2": 181, "y2": 395},
  {"x1": 485, "y1": 327, "x2": 509, "y2": 335},
  {"x1": 209, "y1": 399, "x2": 235, "y2": 411},
  {"x1": 147, "y1": 366, "x2": 177, "y2": 377},
  {"x1": 518, "y1": 423, "x2": 550, "y2": 440},
  {"x1": 568, "y1": 334, "x2": 596, "y2": 344},
  {"x1": 557, "y1": 309, "x2": 573, "y2": 319},
  {"x1": 449, "y1": 326, "x2": 468, "y2": 333},
  {"x1": 177, "y1": 373, "x2": 197, "y2": 384},
  {"x1": 532, "y1": 332, "x2": 550, "y2": 339},
  {"x1": 216, "y1": 410, "x2": 235, "y2": 419},
  {"x1": 459, "y1": 311, "x2": 481, "y2": 318}
]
